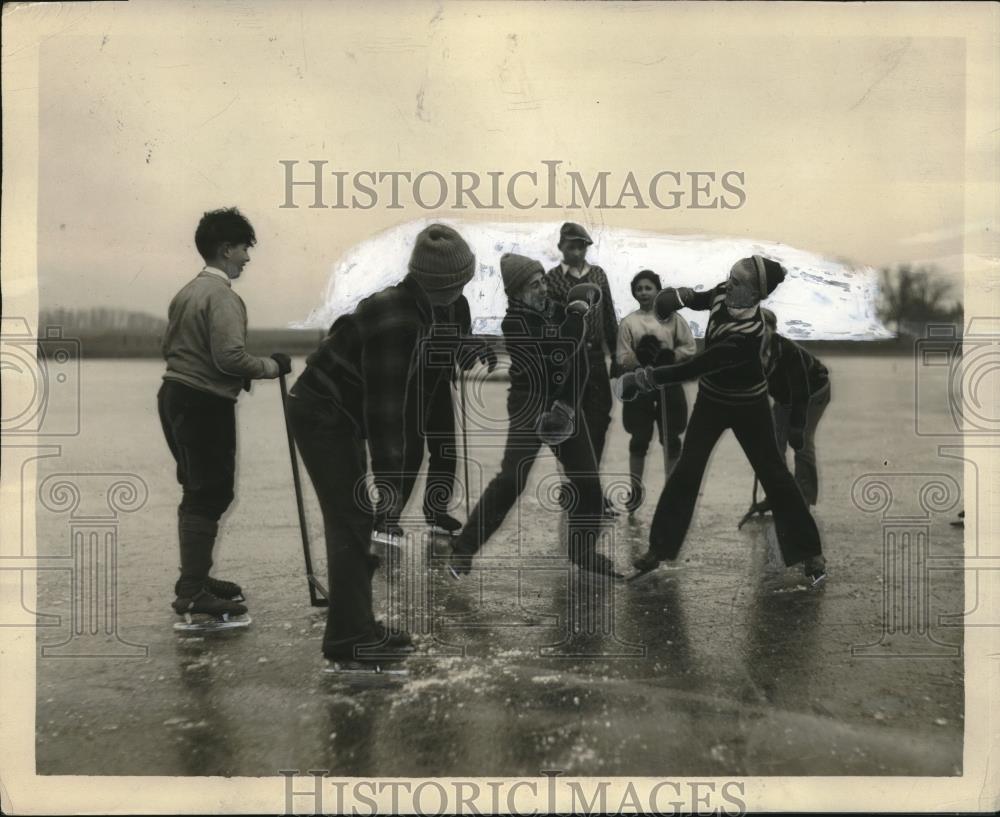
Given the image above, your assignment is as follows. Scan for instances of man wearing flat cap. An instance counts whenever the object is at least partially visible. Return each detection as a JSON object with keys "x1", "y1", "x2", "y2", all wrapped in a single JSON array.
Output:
[{"x1": 545, "y1": 222, "x2": 620, "y2": 514}]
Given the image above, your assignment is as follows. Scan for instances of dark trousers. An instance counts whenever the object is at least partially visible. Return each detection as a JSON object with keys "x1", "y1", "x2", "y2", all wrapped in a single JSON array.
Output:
[
  {"x1": 649, "y1": 392, "x2": 822, "y2": 566},
  {"x1": 581, "y1": 350, "x2": 613, "y2": 467},
  {"x1": 622, "y1": 384, "x2": 688, "y2": 456},
  {"x1": 452, "y1": 388, "x2": 603, "y2": 562},
  {"x1": 287, "y1": 390, "x2": 377, "y2": 651},
  {"x1": 158, "y1": 380, "x2": 236, "y2": 520},
  {"x1": 158, "y1": 380, "x2": 236, "y2": 594},
  {"x1": 772, "y1": 383, "x2": 830, "y2": 506}
]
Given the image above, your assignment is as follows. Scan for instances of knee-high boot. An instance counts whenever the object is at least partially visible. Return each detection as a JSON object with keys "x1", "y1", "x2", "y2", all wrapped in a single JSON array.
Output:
[{"x1": 175, "y1": 511, "x2": 217, "y2": 597}]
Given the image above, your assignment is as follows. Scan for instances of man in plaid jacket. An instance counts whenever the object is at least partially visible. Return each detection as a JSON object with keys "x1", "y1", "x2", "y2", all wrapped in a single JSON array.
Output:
[{"x1": 288, "y1": 224, "x2": 475, "y2": 668}]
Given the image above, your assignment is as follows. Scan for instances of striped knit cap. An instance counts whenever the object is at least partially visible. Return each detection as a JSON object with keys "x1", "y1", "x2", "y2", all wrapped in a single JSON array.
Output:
[{"x1": 408, "y1": 224, "x2": 475, "y2": 292}]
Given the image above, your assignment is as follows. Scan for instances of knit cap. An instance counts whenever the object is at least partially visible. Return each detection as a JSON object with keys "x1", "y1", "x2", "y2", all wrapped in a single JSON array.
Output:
[
  {"x1": 500, "y1": 253, "x2": 544, "y2": 295},
  {"x1": 731, "y1": 255, "x2": 787, "y2": 298},
  {"x1": 408, "y1": 224, "x2": 475, "y2": 292}
]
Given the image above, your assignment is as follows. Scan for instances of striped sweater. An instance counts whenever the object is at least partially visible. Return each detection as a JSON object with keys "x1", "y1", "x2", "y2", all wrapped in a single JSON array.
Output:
[{"x1": 647, "y1": 283, "x2": 769, "y2": 404}]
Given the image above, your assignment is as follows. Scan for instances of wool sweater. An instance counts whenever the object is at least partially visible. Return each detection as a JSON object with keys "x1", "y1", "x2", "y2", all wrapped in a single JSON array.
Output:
[
  {"x1": 161, "y1": 268, "x2": 279, "y2": 401},
  {"x1": 616, "y1": 308, "x2": 696, "y2": 371}
]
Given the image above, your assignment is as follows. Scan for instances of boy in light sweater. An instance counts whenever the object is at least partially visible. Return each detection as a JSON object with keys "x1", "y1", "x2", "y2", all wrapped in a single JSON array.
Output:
[
  {"x1": 159, "y1": 207, "x2": 291, "y2": 621},
  {"x1": 615, "y1": 270, "x2": 696, "y2": 512}
]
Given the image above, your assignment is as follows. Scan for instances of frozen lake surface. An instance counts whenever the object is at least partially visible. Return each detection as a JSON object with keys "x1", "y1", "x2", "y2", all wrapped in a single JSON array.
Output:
[{"x1": 33, "y1": 355, "x2": 963, "y2": 777}]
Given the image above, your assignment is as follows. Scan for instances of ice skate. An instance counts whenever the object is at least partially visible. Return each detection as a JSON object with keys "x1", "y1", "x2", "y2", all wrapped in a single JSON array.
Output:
[
  {"x1": 323, "y1": 659, "x2": 409, "y2": 677},
  {"x1": 573, "y1": 551, "x2": 624, "y2": 581},
  {"x1": 204, "y1": 576, "x2": 245, "y2": 602},
  {"x1": 625, "y1": 550, "x2": 662, "y2": 583},
  {"x1": 803, "y1": 555, "x2": 827, "y2": 588},
  {"x1": 172, "y1": 589, "x2": 251, "y2": 633},
  {"x1": 374, "y1": 620, "x2": 416, "y2": 652},
  {"x1": 173, "y1": 576, "x2": 245, "y2": 602},
  {"x1": 425, "y1": 511, "x2": 462, "y2": 538},
  {"x1": 323, "y1": 634, "x2": 412, "y2": 676},
  {"x1": 371, "y1": 519, "x2": 404, "y2": 548},
  {"x1": 446, "y1": 546, "x2": 475, "y2": 580}
]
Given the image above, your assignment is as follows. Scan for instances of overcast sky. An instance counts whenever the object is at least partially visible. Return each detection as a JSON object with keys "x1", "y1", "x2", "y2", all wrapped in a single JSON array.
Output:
[{"x1": 31, "y1": 1, "x2": 980, "y2": 326}]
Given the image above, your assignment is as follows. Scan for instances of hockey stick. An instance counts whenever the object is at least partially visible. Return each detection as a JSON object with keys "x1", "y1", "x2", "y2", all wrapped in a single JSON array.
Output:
[
  {"x1": 659, "y1": 386, "x2": 671, "y2": 477},
  {"x1": 458, "y1": 366, "x2": 471, "y2": 521},
  {"x1": 278, "y1": 373, "x2": 329, "y2": 607}
]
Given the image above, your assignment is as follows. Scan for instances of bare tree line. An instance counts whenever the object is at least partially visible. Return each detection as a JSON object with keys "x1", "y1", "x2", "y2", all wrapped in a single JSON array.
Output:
[{"x1": 877, "y1": 264, "x2": 963, "y2": 336}]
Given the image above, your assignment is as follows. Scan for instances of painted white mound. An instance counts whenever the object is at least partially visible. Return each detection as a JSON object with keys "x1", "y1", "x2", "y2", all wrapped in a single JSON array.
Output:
[{"x1": 297, "y1": 219, "x2": 890, "y2": 340}]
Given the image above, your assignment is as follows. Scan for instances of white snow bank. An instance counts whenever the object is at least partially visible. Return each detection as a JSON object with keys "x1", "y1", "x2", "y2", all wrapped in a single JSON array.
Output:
[{"x1": 296, "y1": 219, "x2": 890, "y2": 340}]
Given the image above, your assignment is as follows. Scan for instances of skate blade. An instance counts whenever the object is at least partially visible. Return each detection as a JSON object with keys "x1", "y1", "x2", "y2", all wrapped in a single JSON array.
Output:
[
  {"x1": 173, "y1": 614, "x2": 252, "y2": 633},
  {"x1": 577, "y1": 566, "x2": 625, "y2": 582},
  {"x1": 323, "y1": 661, "x2": 409, "y2": 677},
  {"x1": 808, "y1": 572, "x2": 828, "y2": 589},
  {"x1": 447, "y1": 565, "x2": 464, "y2": 580},
  {"x1": 428, "y1": 525, "x2": 460, "y2": 538},
  {"x1": 371, "y1": 531, "x2": 402, "y2": 548},
  {"x1": 625, "y1": 567, "x2": 658, "y2": 583}
]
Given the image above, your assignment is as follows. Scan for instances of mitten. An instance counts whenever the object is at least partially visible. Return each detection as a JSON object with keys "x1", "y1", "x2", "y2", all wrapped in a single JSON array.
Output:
[{"x1": 635, "y1": 334, "x2": 662, "y2": 367}]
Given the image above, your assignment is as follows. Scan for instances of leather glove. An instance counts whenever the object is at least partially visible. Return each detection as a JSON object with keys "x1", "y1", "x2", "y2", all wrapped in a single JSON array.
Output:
[
  {"x1": 613, "y1": 367, "x2": 655, "y2": 402},
  {"x1": 535, "y1": 400, "x2": 575, "y2": 446},
  {"x1": 675, "y1": 286, "x2": 696, "y2": 306},
  {"x1": 654, "y1": 288, "x2": 684, "y2": 320},
  {"x1": 635, "y1": 334, "x2": 662, "y2": 367},
  {"x1": 566, "y1": 282, "x2": 602, "y2": 316},
  {"x1": 788, "y1": 427, "x2": 805, "y2": 451},
  {"x1": 566, "y1": 281, "x2": 602, "y2": 306},
  {"x1": 271, "y1": 352, "x2": 292, "y2": 376}
]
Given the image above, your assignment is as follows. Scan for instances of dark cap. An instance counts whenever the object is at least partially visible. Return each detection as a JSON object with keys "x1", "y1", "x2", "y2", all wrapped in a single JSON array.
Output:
[{"x1": 559, "y1": 222, "x2": 593, "y2": 246}]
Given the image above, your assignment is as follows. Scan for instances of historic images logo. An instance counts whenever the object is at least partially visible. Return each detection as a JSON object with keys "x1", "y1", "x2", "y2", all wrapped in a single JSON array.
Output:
[{"x1": 279, "y1": 160, "x2": 747, "y2": 211}]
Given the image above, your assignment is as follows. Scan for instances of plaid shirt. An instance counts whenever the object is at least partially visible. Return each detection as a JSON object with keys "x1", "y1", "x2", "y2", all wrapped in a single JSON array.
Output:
[
  {"x1": 545, "y1": 263, "x2": 619, "y2": 356},
  {"x1": 293, "y1": 274, "x2": 434, "y2": 494}
]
